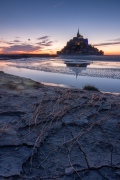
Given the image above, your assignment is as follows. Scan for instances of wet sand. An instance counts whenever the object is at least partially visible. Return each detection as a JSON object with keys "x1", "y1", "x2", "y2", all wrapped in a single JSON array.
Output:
[{"x1": 0, "y1": 71, "x2": 120, "y2": 179}]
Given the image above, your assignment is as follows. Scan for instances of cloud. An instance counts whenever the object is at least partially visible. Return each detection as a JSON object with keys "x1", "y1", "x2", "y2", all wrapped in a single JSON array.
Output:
[
  {"x1": 108, "y1": 38, "x2": 120, "y2": 41},
  {"x1": 6, "y1": 42, "x2": 15, "y2": 45},
  {"x1": 1, "y1": 35, "x2": 55, "y2": 53},
  {"x1": 0, "y1": 39, "x2": 21, "y2": 45},
  {"x1": 2, "y1": 44, "x2": 40, "y2": 53},
  {"x1": 45, "y1": 41, "x2": 53, "y2": 46},
  {"x1": 36, "y1": 42, "x2": 45, "y2": 45},
  {"x1": 15, "y1": 37, "x2": 20, "y2": 39},
  {"x1": 0, "y1": 39, "x2": 5, "y2": 43},
  {"x1": 93, "y1": 42, "x2": 120, "y2": 46},
  {"x1": 53, "y1": 2, "x2": 64, "y2": 8},
  {"x1": 13, "y1": 40, "x2": 21, "y2": 43},
  {"x1": 36, "y1": 40, "x2": 53, "y2": 46},
  {"x1": 37, "y1": 36, "x2": 49, "y2": 40}
]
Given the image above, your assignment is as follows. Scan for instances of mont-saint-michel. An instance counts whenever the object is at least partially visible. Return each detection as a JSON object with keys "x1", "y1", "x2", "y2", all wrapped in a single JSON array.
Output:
[{"x1": 57, "y1": 29, "x2": 104, "y2": 55}]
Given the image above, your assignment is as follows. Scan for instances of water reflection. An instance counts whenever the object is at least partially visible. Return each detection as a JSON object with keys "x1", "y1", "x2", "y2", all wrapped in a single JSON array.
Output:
[
  {"x1": 0, "y1": 58, "x2": 120, "y2": 93},
  {"x1": 88, "y1": 61, "x2": 120, "y2": 69},
  {"x1": 65, "y1": 61, "x2": 90, "y2": 78}
]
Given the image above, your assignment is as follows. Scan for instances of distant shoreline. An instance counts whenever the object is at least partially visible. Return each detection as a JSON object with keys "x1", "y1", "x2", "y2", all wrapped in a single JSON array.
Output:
[
  {"x1": 0, "y1": 54, "x2": 57, "y2": 60},
  {"x1": 1, "y1": 54, "x2": 120, "y2": 58},
  {"x1": 1, "y1": 54, "x2": 120, "y2": 62}
]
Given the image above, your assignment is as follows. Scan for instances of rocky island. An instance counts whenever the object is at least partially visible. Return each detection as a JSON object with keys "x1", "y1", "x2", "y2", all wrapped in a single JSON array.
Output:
[
  {"x1": 0, "y1": 71, "x2": 120, "y2": 179},
  {"x1": 57, "y1": 29, "x2": 104, "y2": 55}
]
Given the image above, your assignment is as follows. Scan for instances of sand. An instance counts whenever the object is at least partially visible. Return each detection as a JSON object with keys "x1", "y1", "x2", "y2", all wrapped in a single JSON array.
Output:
[{"x1": 0, "y1": 71, "x2": 120, "y2": 179}]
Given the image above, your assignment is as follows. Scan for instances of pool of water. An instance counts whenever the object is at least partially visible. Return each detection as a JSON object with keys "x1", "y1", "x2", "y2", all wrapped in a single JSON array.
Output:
[{"x1": 0, "y1": 57, "x2": 120, "y2": 93}]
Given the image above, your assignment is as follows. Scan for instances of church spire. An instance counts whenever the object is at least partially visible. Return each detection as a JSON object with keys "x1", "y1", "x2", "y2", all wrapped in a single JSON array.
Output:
[
  {"x1": 77, "y1": 28, "x2": 80, "y2": 37},
  {"x1": 77, "y1": 28, "x2": 83, "y2": 38}
]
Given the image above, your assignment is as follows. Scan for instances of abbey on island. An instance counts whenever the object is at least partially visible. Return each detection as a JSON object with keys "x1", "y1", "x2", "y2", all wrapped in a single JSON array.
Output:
[{"x1": 57, "y1": 29, "x2": 104, "y2": 55}]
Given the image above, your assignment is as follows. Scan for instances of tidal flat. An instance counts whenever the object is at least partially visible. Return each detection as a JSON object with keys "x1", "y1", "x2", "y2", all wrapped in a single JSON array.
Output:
[
  {"x1": 0, "y1": 57, "x2": 120, "y2": 93},
  {"x1": 0, "y1": 71, "x2": 120, "y2": 179}
]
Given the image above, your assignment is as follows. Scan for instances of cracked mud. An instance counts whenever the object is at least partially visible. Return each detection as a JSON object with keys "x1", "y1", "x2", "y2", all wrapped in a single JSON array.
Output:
[{"x1": 0, "y1": 71, "x2": 120, "y2": 179}]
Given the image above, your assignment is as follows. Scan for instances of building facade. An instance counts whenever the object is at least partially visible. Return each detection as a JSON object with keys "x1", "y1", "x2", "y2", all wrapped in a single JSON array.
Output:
[{"x1": 57, "y1": 29, "x2": 104, "y2": 55}]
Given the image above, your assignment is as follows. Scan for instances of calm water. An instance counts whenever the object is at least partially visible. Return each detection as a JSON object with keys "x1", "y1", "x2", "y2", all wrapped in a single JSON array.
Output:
[{"x1": 0, "y1": 56, "x2": 120, "y2": 93}]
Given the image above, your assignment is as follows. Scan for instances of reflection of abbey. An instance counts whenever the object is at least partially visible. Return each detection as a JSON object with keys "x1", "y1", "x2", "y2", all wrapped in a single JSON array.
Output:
[
  {"x1": 65, "y1": 61, "x2": 90, "y2": 78},
  {"x1": 57, "y1": 29, "x2": 104, "y2": 55}
]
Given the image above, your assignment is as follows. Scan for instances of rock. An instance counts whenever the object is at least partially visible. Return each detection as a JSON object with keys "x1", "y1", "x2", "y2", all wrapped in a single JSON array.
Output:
[
  {"x1": 79, "y1": 118, "x2": 89, "y2": 125},
  {"x1": 115, "y1": 170, "x2": 120, "y2": 177},
  {"x1": 65, "y1": 166, "x2": 74, "y2": 175},
  {"x1": 0, "y1": 146, "x2": 32, "y2": 177},
  {"x1": 102, "y1": 103, "x2": 111, "y2": 110}
]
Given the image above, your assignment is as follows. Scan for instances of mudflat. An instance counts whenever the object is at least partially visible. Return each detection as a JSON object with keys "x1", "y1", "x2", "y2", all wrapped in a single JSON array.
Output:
[{"x1": 0, "y1": 71, "x2": 120, "y2": 179}]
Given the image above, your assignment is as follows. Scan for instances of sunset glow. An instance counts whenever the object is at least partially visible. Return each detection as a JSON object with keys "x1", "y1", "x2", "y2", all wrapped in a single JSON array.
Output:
[{"x1": 0, "y1": 0, "x2": 120, "y2": 55}]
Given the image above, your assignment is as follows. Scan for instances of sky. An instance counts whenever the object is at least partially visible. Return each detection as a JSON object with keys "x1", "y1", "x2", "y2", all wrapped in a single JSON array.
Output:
[{"x1": 0, "y1": 0, "x2": 120, "y2": 55}]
